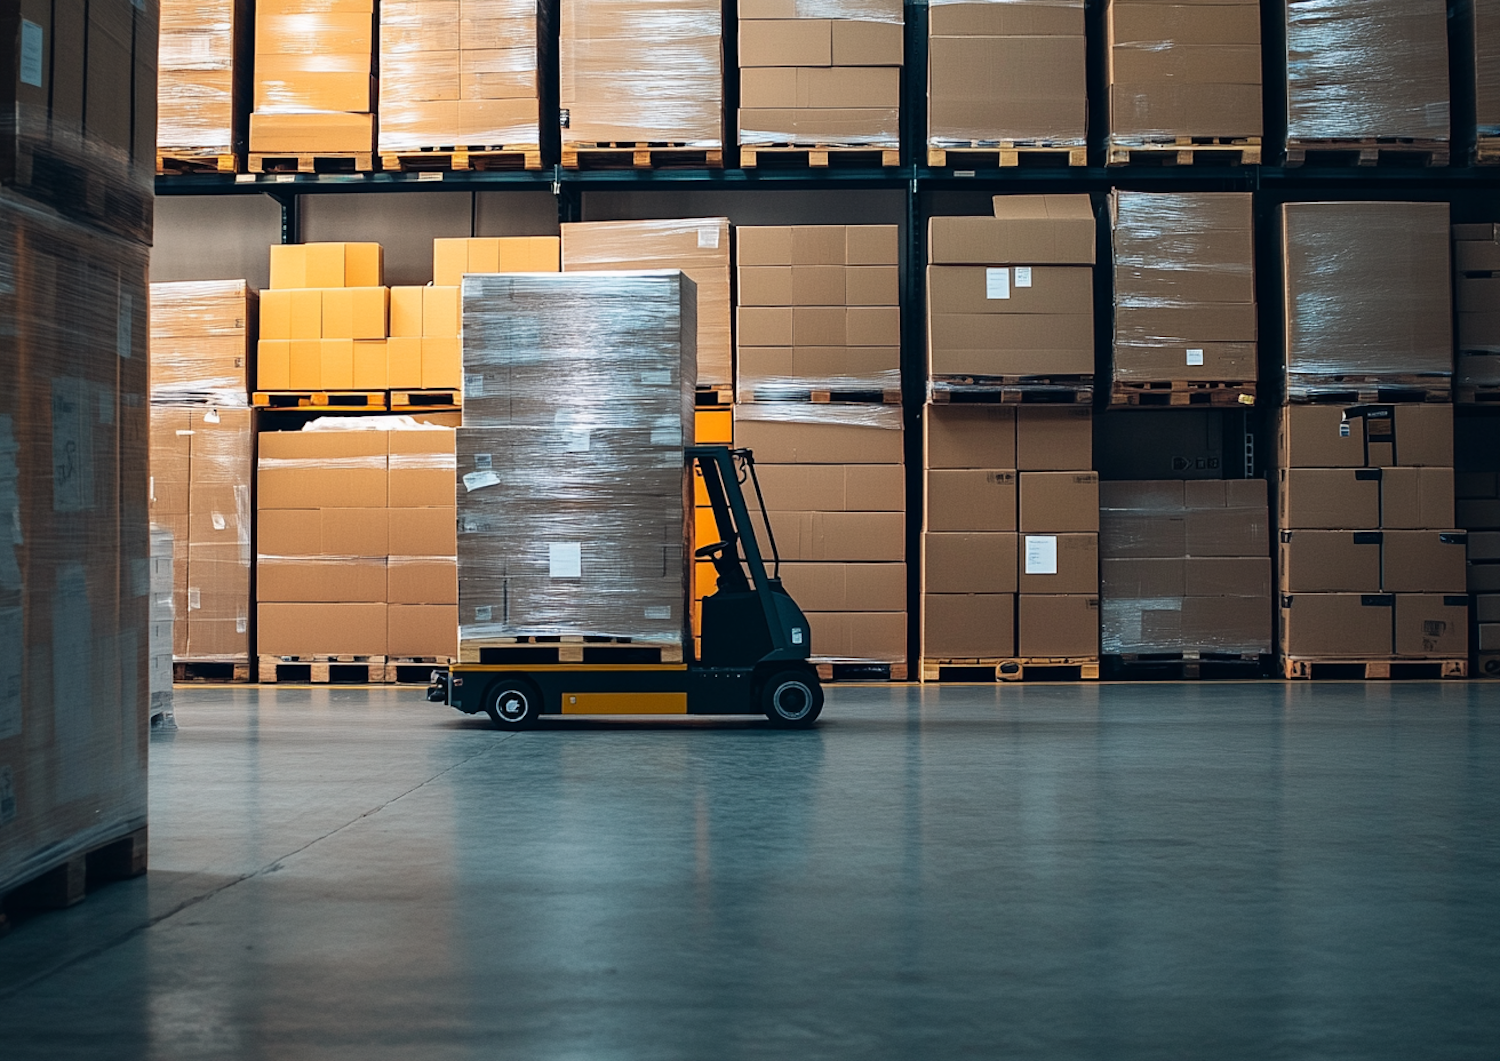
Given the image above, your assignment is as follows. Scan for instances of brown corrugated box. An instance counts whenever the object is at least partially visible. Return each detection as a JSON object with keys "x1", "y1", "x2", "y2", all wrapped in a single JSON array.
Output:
[
  {"x1": 925, "y1": 405, "x2": 1017, "y2": 469},
  {"x1": 1278, "y1": 469, "x2": 1382, "y2": 530},
  {"x1": 1279, "y1": 531, "x2": 1382, "y2": 593},
  {"x1": 779, "y1": 562, "x2": 905, "y2": 612},
  {"x1": 924, "y1": 532, "x2": 1018, "y2": 593},
  {"x1": 1017, "y1": 407, "x2": 1093, "y2": 470},
  {"x1": 805, "y1": 611, "x2": 905, "y2": 662},
  {"x1": 927, "y1": 470, "x2": 1017, "y2": 532},
  {"x1": 755, "y1": 464, "x2": 904, "y2": 512},
  {"x1": 1381, "y1": 532, "x2": 1468, "y2": 593},
  {"x1": 1393, "y1": 595, "x2": 1469, "y2": 657},
  {"x1": 1019, "y1": 472, "x2": 1099, "y2": 532},
  {"x1": 929, "y1": 197, "x2": 1097, "y2": 265},
  {"x1": 1019, "y1": 533, "x2": 1098, "y2": 593},
  {"x1": 923, "y1": 594, "x2": 1015, "y2": 658},
  {"x1": 734, "y1": 409, "x2": 904, "y2": 464},
  {"x1": 1280, "y1": 594, "x2": 1394, "y2": 657},
  {"x1": 1018, "y1": 595, "x2": 1099, "y2": 657},
  {"x1": 765, "y1": 511, "x2": 905, "y2": 561},
  {"x1": 1278, "y1": 404, "x2": 1454, "y2": 470},
  {"x1": 739, "y1": 225, "x2": 899, "y2": 267},
  {"x1": 258, "y1": 603, "x2": 389, "y2": 655}
]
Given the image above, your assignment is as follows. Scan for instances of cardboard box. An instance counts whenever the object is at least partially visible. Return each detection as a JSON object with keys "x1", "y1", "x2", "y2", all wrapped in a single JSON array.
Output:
[
  {"x1": 1101, "y1": 593, "x2": 1270, "y2": 656},
  {"x1": 1017, "y1": 595, "x2": 1099, "y2": 657},
  {"x1": 924, "y1": 594, "x2": 1015, "y2": 658},
  {"x1": 258, "y1": 603, "x2": 388, "y2": 655},
  {"x1": 1471, "y1": 532, "x2": 1500, "y2": 561},
  {"x1": 1393, "y1": 595, "x2": 1469, "y2": 657},
  {"x1": 1279, "y1": 469, "x2": 1381, "y2": 530},
  {"x1": 734, "y1": 409, "x2": 904, "y2": 464},
  {"x1": 270, "y1": 242, "x2": 384, "y2": 289},
  {"x1": 779, "y1": 562, "x2": 906, "y2": 612},
  {"x1": 929, "y1": 32, "x2": 1086, "y2": 146},
  {"x1": 1278, "y1": 531, "x2": 1382, "y2": 593},
  {"x1": 433, "y1": 236, "x2": 560, "y2": 285},
  {"x1": 1473, "y1": 563, "x2": 1500, "y2": 594},
  {"x1": 925, "y1": 405, "x2": 1016, "y2": 468},
  {"x1": 754, "y1": 464, "x2": 905, "y2": 512},
  {"x1": 1019, "y1": 471, "x2": 1099, "y2": 532},
  {"x1": 766, "y1": 511, "x2": 905, "y2": 562},
  {"x1": 1016, "y1": 407, "x2": 1093, "y2": 471},
  {"x1": 929, "y1": 199, "x2": 1097, "y2": 265},
  {"x1": 1381, "y1": 467, "x2": 1455, "y2": 529},
  {"x1": 1381, "y1": 531, "x2": 1468, "y2": 593},
  {"x1": 924, "y1": 532, "x2": 1018, "y2": 593},
  {"x1": 1018, "y1": 533, "x2": 1098, "y2": 594},
  {"x1": 387, "y1": 604, "x2": 458, "y2": 657},
  {"x1": 805, "y1": 611, "x2": 906, "y2": 663},
  {"x1": 1279, "y1": 593, "x2": 1393, "y2": 657},
  {"x1": 927, "y1": 470, "x2": 1017, "y2": 532}
]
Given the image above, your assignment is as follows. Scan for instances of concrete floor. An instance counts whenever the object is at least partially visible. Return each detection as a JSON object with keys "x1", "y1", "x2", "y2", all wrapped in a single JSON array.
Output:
[{"x1": 0, "y1": 682, "x2": 1498, "y2": 1060}]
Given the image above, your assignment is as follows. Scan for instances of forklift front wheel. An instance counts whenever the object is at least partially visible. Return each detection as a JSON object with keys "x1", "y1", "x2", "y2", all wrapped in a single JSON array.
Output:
[
  {"x1": 761, "y1": 670, "x2": 824, "y2": 727},
  {"x1": 484, "y1": 679, "x2": 541, "y2": 730}
]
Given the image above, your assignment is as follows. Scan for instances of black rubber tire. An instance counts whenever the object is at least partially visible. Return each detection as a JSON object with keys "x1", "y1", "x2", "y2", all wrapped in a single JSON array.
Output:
[
  {"x1": 761, "y1": 669, "x2": 824, "y2": 727},
  {"x1": 484, "y1": 679, "x2": 542, "y2": 730}
]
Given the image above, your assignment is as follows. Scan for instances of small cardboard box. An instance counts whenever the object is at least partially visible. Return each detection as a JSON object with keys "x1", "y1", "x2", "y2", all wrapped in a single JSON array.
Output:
[
  {"x1": 1279, "y1": 531, "x2": 1382, "y2": 593},
  {"x1": 1381, "y1": 531, "x2": 1468, "y2": 593},
  {"x1": 1394, "y1": 594, "x2": 1469, "y2": 658},
  {"x1": 924, "y1": 594, "x2": 1015, "y2": 658},
  {"x1": 1279, "y1": 593, "x2": 1393, "y2": 657},
  {"x1": 1017, "y1": 595, "x2": 1099, "y2": 657},
  {"x1": 1018, "y1": 532, "x2": 1098, "y2": 594},
  {"x1": 924, "y1": 531, "x2": 1018, "y2": 593},
  {"x1": 1019, "y1": 471, "x2": 1099, "y2": 532}
]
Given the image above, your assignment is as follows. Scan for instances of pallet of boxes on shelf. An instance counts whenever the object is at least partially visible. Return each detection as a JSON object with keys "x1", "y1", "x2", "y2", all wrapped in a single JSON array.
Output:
[
  {"x1": 1105, "y1": 0, "x2": 1261, "y2": 166},
  {"x1": 928, "y1": 195, "x2": 1096, "y2": 404},
  {"x1": 738, "y1": 0, "x2": 903, "y2": 168},
  {"x1": 1110, "y1": 191, "x2": 1257, "y2": 408},
  {"x1": 249, "y1": 0, "x2": 376, "y2": 172},
  {"x1": 921, "y1": 406, "x2": 1100, "y2": 682},
  {"x1": 926, "y1": 0, "x2": 1087, "y2": 168},
  {"x1": 157, "y1": 0, "x2": 252, "y2": 174},
  {"x1": 559, "y1": 0, "x2": 723, "y2": 168},
  {"x1": 149, "y1": 280, "x2": 257, "y2": 682},
  {"x1": 377, "y1": 0, "x2": 551, "y2": 171},
  {"x1": 1476, "y1": 0, "x2": 1500, "y2": 163},
  {"x1": 1282, "y1": 0, "x2": 1450, "y2": 167},
  {"x1": 1454, "y1": 224, "x2": 1500, "y2": 404},
  {"x1": 457, "y1": 271, "x2": 696, "y2": 664}
]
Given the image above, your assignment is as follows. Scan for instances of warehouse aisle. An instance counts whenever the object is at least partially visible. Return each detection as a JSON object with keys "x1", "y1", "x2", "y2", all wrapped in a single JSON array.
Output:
[{"x1": 1, "y1": 683, "x2": 1497, "y2": 1060}]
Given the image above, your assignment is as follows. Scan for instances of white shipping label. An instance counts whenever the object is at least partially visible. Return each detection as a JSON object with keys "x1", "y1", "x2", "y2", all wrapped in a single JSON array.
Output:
[
  {"x1": 549, "y1": 543, "x2": 582, "y2": 579},
  {"x1": 475, "y1": 605, "x2": 493, "y2": 622},
  {"x1": 19, "y1": 21, "x2": 44, "y2": 87},
  {"x1": 474, "y1": 453, "x2": 492, "y2": 470},
  {"x1": 204, "y1": 407, "x2": 220, "y2": 424},
  {"x1": 643, "y1": 606, "x2": 672, "y2": 620},
  {"x1": 563, "y1": 428, "x2": 590, "y2": 452},
  {"x1": 698, "y1": 227, "x2": 720, "y2": 249},
  {"x1": 1339, "y1": 422, "x2": 1351, "y2": 438},
  {"x1": 464, "y1": 374, "x2": 484, "y2": 397},
  {"x1": 211, "y1": 512, "x2": 226, "y2": 531},
  {"x1": 188, "y1": 587, "x2": 201, "y2": 610},
  {"x1": 1024, "y1": 535, "x2": 1059, "y2": 576},
  {"x1": 985, "y1": 267, "x2": 1011, "y2": 300},
  {"x1": 1015, "y1": 267, "x2": 1033, "y2": 288},
  {"x1": 462, "y1": 470, "x2": 500, "y2": 492},
  {"x1": 1186, "y1": 348, "x2": 1204, "y2": 366}
]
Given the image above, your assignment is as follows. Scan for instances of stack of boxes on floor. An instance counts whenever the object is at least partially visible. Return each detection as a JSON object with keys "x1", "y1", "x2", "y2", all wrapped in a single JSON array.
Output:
[
  {"x1": 733, "y1": 226, "x2": 907, "y2": 673},
  {"x1": 250, "y1": 0, "x2": 376, "y2": 158},
  {"x1": 148, "y1": 281, "x2": 256, "y2": 673},
  {"x1": 157, "y1": 0, "x2": 252, "y2": 164},
  {"x1": 738, "y1": 0, "x2": 903, "y2": 155},
  {"x1": 1278, "y1": 202, "x2": 1465, "y2": 667},
  {"x1": 456, "y1": 272, "x2": 696, "y2": 661},
  {"x1": 1454, "y1": 225, "x2": 1500, "y2": 400},
  {"x1": 927, "y1": 0, "x2": 1086, "y2": 161}
]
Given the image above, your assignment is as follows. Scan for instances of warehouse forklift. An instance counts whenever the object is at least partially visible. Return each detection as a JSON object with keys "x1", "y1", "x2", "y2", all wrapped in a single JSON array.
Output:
[{"x1": 429, "y1": 446, "x2": 825, "y2": 728}]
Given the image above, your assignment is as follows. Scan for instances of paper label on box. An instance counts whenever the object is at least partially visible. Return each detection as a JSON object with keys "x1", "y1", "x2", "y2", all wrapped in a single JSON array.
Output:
[
  {"x1": 463, "y1": 470, "x2": 500, "y2": 492},
  {"x1": 464, "y1": 374, "x2": 484, "y2": 397},
  {"x1": 236, "y1": 615, "x2": 248, "y2": 634},
  {"x1": 0, "y1": 606, "x2": 21, "y2": 740},
  {"x1": 1024, "y1": 535, "x2": 1058, "y2": 576},
  {"x1": 474, "y1": 453, "x2": 492, "y2": 470},
  {"x1": 698, "y1": 227, "x2": 719, "y2": 250},
  {"x1": 1186, "y1": 349, "x2": 1204, "y2": 366},
  {"x1": 51, "y1": 378, "x2": 94, "y2": 513},
  {"x1": 1339, "y1": 422, "x2": 1351, "y2": 438},
  {"x1": 19, "y1": 21, "x2": 43, "y2": 87},
  {"x1": 475, "y1": 605, "x2": 493, "y2": 622},
  {"x1": 643, "y1": 606, "x2": 672, "y2": 620},
  {"x1": 188, "y1": 587, "x2": 201, "y2": 610},
  {"x1": 1015, "y1": 267, "x2": 1032, "y2": 289},
  {"x1": 549, "y1": 543, "x2": 582, "y2": 579},
  {"x1": 117, "y1": 290, "x2": 133, "y2": 359},
  {"x1": 985, "y1": 268, "x2": 1011, "y2": 300},
  {"x1": 211, "y1": 512, "x2": 226, "y2": 531},
  {"x1": 204, "y1": 408, "x2": 220, "y2": 424},
  {"x1": 791, "y1": 627, "x2": 803, "y2": 645}
]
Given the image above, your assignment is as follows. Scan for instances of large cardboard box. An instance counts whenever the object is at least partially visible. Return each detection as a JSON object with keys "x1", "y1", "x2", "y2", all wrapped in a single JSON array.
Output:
[
  {"x1": 1018, "y1": 595, "x2": 1099, "y2": 657},
  {"x1": 925, "y1": 532, "x2": 1018, "y2": 594},
  {"x1": 1016, "y1": 407, "x2": 1093, "y2": 471},
  {"x1": 251, "y1": 0, "x2": 376, "y2": 152},
  {"x1": 1393, "y1": 594, "x2": 1469, "y2": 658},
  {"x1": 1278, "y1": 469, "x2": 1382, "y2": 530},
  {"x1": 926, "y1": 405, "x2": 1017, "y2": 469},
  {"x1": 806, "y1": 611, "x2": 906, "y2": 662},
  {"x1": 1279, "y1": 593, "x2": 1394, "y2": 657},
  {"x1": 1019, "y1": 471, "x2": 1099, "y2": 532},
  {"x1": 159, "y1": 0, "x2": 252, "y2": 156},
  {"x1": 734, "y1": 405, "x2": 904, "y2": 465},
  {"x1": 924, "y1": 594, "x2": 1015, "y2": 658},
  {"x1": 1278, "y1": 404, "x2": 1454, "y2": 469},
  {"x1": 1018, "y1": 532, "x2": 1098, "y2": 594}
]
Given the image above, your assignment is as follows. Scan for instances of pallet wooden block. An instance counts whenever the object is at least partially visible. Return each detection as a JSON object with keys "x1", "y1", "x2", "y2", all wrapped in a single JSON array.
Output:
[
  {"x1": 1110, "y1": 380, "x2": 1257, "y2": 408},
  {"x1": 379, "y1": 147, "x2": 543, "y2": 172},
  {"x1": 1, "y1": 827, "x2": 148, "y2": 921},
  {"x1": 249, "y1": 152, "x2": 374, "y2": 174},
  {"x1": 928, "y1": 143, "x2": 1087, "y2": 168},
  {"x1": 1107, "y1": 136, "x2": 1261, "y2": 167},
  {"x1": 1479, "y1": 137, "x2": 1500, "y2": 165},
  {"x1": 1284, "y1": 139, "x2": 1449, "y2": 168},
  {"x1": 562, "y1": 144, "x2": 723, "y2": 169},
  {"x1": 741, "y1": 145, "x2": 900, "y2": 169},
  {"x1": 695, "y1": 385, "x2": 734, "y2": 407},
  {"x1": 157, "y1": 151, "x2": 239, "y2": 176}
]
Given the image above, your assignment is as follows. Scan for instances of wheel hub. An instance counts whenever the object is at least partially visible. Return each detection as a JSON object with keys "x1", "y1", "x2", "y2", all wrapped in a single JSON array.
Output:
[{"x1": 773, "y1": 681, "x2": 812, "y2": 720}]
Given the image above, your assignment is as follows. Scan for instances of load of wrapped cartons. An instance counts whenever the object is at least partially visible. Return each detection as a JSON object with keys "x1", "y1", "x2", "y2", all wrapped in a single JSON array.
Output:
[
  {"x1": 457, "y1": 272, "x2": 696, "y2": 660},
  {"x1": 1283, "y1": 0, "x2": 1449, "y2": 158},
  {"x1": 1454, "y1": 224, "x2": 1500, "y2": 400},
  {"x1": 157, "y1": 0, "x2": 252, "y2": 167},
  {"x1": 250, "y1": 0, "x2": 376, "y2": 159},
  {"x1": 927, "y1": 0, "x2": 1086, "y2": 163},
  {"x1": 1110, "y1": 191, "x2": 1256, "y2": 401},
  {"x1": 1478, "y1": 0, "x2": 1500, "y2": 158},
  {"x1": 377, "y1": 0, "x2": 549, "y2": 162},
  {"x1": 1281, "y1": 202, "x2": 1453, "y2": 401},
  {"x1": 1099, "y1": 480, "x2": 1271, "y2": 658},
  {"x1": 736, "y1": 224, "x2": 901, "y2": 400},
  {"x1": 562, "y1": 219, "x2": 733, "y2": 392},
  {"x1": 560, "y1": 0, "x2": 723, "y2": 161},
  {"x1": 1106, "y1": 0, "x2": 1261, "y2": 159},
  {"x1": 738, "y1": 0, "x2": 903, "y2": 158}
]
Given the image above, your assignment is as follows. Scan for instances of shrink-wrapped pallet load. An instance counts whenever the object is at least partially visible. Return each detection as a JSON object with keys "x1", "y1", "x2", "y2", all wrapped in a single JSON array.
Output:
[
  {"x1": 250, "y1": 0, "x2": 377, "y2": 158},
  {"x1": 157, "y1": 0, "x2": 252, "y2": 168}
]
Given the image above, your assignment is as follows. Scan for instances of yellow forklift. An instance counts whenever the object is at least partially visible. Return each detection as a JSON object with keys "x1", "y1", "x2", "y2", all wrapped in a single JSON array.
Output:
[{"x1": 429, "y1": 446, "x2": 825, "y2": 728}]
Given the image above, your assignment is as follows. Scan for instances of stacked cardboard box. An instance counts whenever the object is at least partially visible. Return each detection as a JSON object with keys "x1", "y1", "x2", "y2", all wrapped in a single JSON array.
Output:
[
  {"x1": 149, "y1": 525, "x2": 175, "y2": 723},
  {"x1": 739, "y1": 0, "x2": 903, "y2": 149},
  {"x1": 736, "y1": 224, "x2": 901, "y2": 400},
  {"x1": 928, "y1": 0, "x2": 1086, "y2": 152},
  {"x1": 378, "y1": 0, "x2": 547, "y2": 154},
  {"x1": 1281, "y1": 203, "x2": 1452, "y2": 400},
  {"x1": 928, "y1": 196, "x2": 1096, "y2": 389},
  {"x1": 1277, "y1": 404, "x2": 1467, "y2": 662},
  {"x1": 158, "y1": 0, "x2": 251, "y2": 161},
  {"x1": 1100, "y1": 480, "x2": 1271, "y2": 657},
  {"x1": 1107, "y1": 0, "x2": 1261, "y2": 145},
  {"x1": 1457, "y1": 467, "x2": 1500, "y2": 677},
  {"x1": 735, "y1": 404, "x2": 907, "y2": 666},
  {"x1": 563, "y1": 220, "x2": 732, "y2": 391},
  {"x1": 1284, "y1": 0, "x2": 1449, "y2": 146},
  {"x1": 250, "y1": 0, "x2": 376, "y2": 155},
  {"x1": 1111, "y1": 191, "x2": 1255, "y2": 388},
  {"x1": 560, "y1": 0, "x2": 723, "y2": 150},
  {"x1": 458, "y1": 272, "x2": 696, "y2": 658},
  {"x1": 1478, "y1": 0, "x2": 1500, "y2": 147},
  {"x1": 1454, "y1": 224, "x2": 1500, "y2": 396},
  {"x1": 257, "y1": 421, "x2": 458, "y2": 659}
]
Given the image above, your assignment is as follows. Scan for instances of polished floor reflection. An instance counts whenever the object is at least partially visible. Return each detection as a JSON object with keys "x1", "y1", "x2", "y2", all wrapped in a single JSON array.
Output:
[{"x1": 1, "y1": 682, "x2": 1497, "y2": 1059}]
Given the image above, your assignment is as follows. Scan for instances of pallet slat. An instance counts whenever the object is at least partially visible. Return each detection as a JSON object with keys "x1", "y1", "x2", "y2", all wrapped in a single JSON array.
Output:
[
  {"x1": 741, "y1": 145, "x2": 900, "y2": 169},
  {"x1": 929, "y1": 143, "x2": 1086, "y2": 168},
  {"x1": 253, "y1": 390, "x2": 389, "y2": 410},
  {"x1": 379, "y1": 147, "x2": 542, "y2": 172},
  {"x1": 389, "y1": 389, "x2": 461, "y2": 410},
  {"x1": 562, "y1": 144, "x2": 723, "y2": 169},
  {"x1": 815, "y1": 661, "x2": 908, "y2": 682},
  {"x1": 173, "y1": 660, "x2": 252, "y2": 684},
  {"x1": 1478, "y1": 137, "x2": 1500, "y2": 165},
  {"x1": 1111, "y1": 380, "x2": 1256, "y2": 408},
  {"x1": 158, "y1": 151, "x2": 239, "y2": 175},
  {"x1": 1107, "y1": 136, "x2": 1261, "y2": 167},
  {"x1": 929, "y1": 375, "x2": 1093, "y2": 405},
  {"x1": 1, "y1": 827, "x2": 148, "y2": 931},
  {"x1": 739, "y1": 387, "x2": 902, "y2": 405},
  {"x1": 248, "y1": 152, "x2": 374, "y2": 174},
  {"x1": 1284, "y1": 139, "x2": 1449, "y2": 168},
  {"x1": 695, "y1": 385, "x2": 734, "y2": 408}
]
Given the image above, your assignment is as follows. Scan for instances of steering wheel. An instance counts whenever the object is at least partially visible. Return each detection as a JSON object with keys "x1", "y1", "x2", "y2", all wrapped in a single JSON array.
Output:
[{"x1": 695, "y1": 541, "x2": 730, "y2": 561}]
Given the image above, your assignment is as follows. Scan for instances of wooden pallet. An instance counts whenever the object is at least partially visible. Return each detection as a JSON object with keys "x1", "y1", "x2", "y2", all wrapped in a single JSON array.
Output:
[
  {"x1": 741, "y1": 145, "x2": 900, "y2": 169},
  {"x1": 562, "y1": 144, "x2": 723, "y2": 169},
  {"x1": 1456, "y1": 385, "x2": 1500, "y2": 405},
  {"x1": 1479, "y1": 137, "x2": 1500, "y2": 165},
  {"x1": 383, "y1": 657, "x2": 456, "y2": 684},
  {"x1": 258, "y1": 655, "x2": 389, "y2": 684},
  {"x1": 1108, "y1": 136, "x2": 1261, "y2": 167},
  {"x1": 1282, "y1": 658, "x2": 1468, "y2": 680},
  {"x1": 157, "y1": 151, "x2": 239, "y2": 175},
  {"x1": 253, "y1": 390, "x2": 389, "y2": 410},
  {"x1": 815, "y1": 661, "x2": 909, "y2": 682},
  {"x1": 248, "y1": 152, "x2": 374, "y2": 174},
  {"x1": 928, "y1": 143, "x2": 1086, "y2": 168},
  {"x1": 1284, "y1": 139, "x2": 1449, "y2": 168},
  {"x1": 921, "y1": 657, "x2": 1101, "y2": 682},
  {"x1": 1284, "y1": 376, "x2": 1451, "y2": 405},
  {"x1": 740, "y1": 387, "x2": 902, "y2": 405},
  {"x1": 1, "y1": 827, "x2": 147, "y2": 933},
  {"x1": 173, "y1": 660, "x2": 252, "y2": 683},
  {"x1": 390, "y1": 388, "x2": 461, "y2": 410},
  {"x1": 695, "y1": 385, "x2": 734, "y2": 407},
  {"x1": 379, "y1": 146, "x2": 542, "y2": 172},
  {"x1": 460, "y1": 637, "x2": 685, "y2": 665},
  {"x1": 1111, "y1": 380, "x2": 1256, "y2": 408},
  {"x1": 929, "y1": 375, "x2": 1093, "y2": 405},
  {"x1": 1105, "y1": 653, "x2": 1271, "y2": 681}
]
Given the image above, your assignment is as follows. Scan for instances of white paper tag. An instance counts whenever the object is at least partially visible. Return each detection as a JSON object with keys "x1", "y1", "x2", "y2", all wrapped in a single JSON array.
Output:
[
  {"x1": 549, "y1": 543, "x2": 582, "y2": 579},
  {"x1": 643, "y1": 606, "x2": 672, "y2": 620},
  {"x1": 204, "y1": 407, "x2": 220, "y2": 424},
  {"x1": 1024, "y1": 535, "x2": 1058, "y2": 576},
  {"x1": 1339, "y1": 422, "x2": 1351, "y2": 438},
  {"x1": 188, "y1": 587, "x2": 202, "y2": 610},
  {"x1": 1186, "y1": 349, "x2": 1204, "y2": 366},
  {"x1": 464, "y1": 373, "x2": 484, "y2": 397},
  {"x1": 1014, "y1": 267, "x2": 1033, "y2": 289},
  {"x1": 985, "y1": 267, "x2": 1011, "y2": 300},
  {"x1": 791, "y1": 627, "x2": 804, "y2": 645},
  {"x1": 462, "y1": 470, "x2": 500, "y2": 492},
  {"x1": 475, "y1": 605, "x2": 493, "y2": 622},
  {"x1": 474, "y1": 453, "x2": 492, "y2": 470},
  {"x1": 19, "y1": 21, "x2": 44, "y2": 88},
  {"x1": 211, "y1": 512, "x2": 226, "y2": 531},
  {"x1": 698, "y1": 227, "x2": 720, "y2": 249},
  {"x1": 236, "y1": 615, "x2": 248, "y2": 633}
]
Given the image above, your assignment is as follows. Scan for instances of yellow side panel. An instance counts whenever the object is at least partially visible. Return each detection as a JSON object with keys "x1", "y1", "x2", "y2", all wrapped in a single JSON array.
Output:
[
  {"x1": 561, "y1": 692, "x2": 688, "y2": 715},
  {"x1": 695, "y1": 408, "x2": 733, "y2": 444}
]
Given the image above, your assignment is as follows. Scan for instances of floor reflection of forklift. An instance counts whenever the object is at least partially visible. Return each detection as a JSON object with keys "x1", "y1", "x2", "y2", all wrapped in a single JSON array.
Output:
[{"x1": 429, "y1": 446, "x2": 825, "y2": 728}]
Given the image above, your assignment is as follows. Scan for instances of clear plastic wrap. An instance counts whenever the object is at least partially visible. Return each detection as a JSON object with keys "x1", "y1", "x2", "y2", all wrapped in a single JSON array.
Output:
[
  {"x1": 561, "y1": 0, "x2": 723, "y2": 146},
  {"x1": 158, "y1": 0, "x2": 247, "y2": 155},
  {"x1": 253, "y1": 0, "x2": 375, "y2": 128},
  {"x1": 0, "y1": 192, "x2": 150, "y2": 896},
  {"x1": 148, "y1": 525, "x2": 175, "y2": 724},
  {"x1": 1110, "y1": 191, "x2": 1256, "y2": 383},
  {"x1": 458, "y1": 272, "x2": 696, "y2": 646},
  {"x1": 1285, "y1": 0, "x2": 1450, "y2": 142},
  {"x1": 1281, "y1": 202, "x2": 1453, "y2": 394},
  {"x1": 731, "y1": 401, "x2": 904, "y2": 432},
  {"x1": 150, "y1": 281, "x2": 255, "y2": 405}
]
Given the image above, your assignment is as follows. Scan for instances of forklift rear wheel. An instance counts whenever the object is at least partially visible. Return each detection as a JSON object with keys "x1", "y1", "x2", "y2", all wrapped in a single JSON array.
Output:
[
  {"x1": 761, "y1": 670, "x2": 824, "y2": 727},
  {"x1": 485, "y1": 679, "x2": 541, "y2": 730}
]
